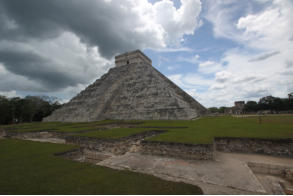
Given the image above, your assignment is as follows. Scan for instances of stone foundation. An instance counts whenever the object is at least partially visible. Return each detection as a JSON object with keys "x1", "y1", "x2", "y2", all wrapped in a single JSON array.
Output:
[
  {"x1": 65, "y1": 136, "x2": 129, "y2": 155},
  {"x1": 2, "y1": 128, "x2": 293, "y2": 161},
  {"x1": 215, "y1": 138, "x2": 293, "y2": 157},
  {"x1": 248, "y1": 162, "x2": 293, "y2": 182},
  {"x1": 55, "y1": 148, "x2": 111, "y2": 164},
  {"x1": 139, "y1": 141, "x2": 214, "y2": 160},
  {"x1": 65, "y1": 130, "x2": 165, "y2": 155},
  {"x1": 5, "y1": 131, "x2": 65, "y2": 140}
]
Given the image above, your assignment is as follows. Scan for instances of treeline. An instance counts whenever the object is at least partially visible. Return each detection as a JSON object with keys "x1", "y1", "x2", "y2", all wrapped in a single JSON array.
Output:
[
  {"x1": 208, "y1": 95, "x2": 293, "y2": 114},
  {"x1": 0, "y1": 96, "x2": 62, "y2": 125},
  {"x1": 243, "y1": 96, "x2": 293, "y2": 113}
]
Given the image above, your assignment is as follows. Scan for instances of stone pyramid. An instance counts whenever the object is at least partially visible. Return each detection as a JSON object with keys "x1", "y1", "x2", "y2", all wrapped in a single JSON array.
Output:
[{"x1": 44, "y1": 50, "x2": 206, "y2": 122}]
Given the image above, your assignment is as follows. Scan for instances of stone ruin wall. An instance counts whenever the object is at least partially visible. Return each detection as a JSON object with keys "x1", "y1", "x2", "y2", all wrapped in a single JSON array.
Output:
[
  {"x1": 65, "y1": 136, "x2": 130, "y2": 155},
  {"x1": 2, "y1": 128, "x2": 293, "y2": 160},
  {"x1": 54, "y1": 136, "x2": 293, "y2": 160},
  {"x1": 247, "y1": 162, "x2": 293, "y2": 181},
  {"x1": 4, "y1": 130, "x2": 65, "y2": 140},
  {"x1": 139, "y1": 140, "x2": 214, "y2": 160},
  {"x1": 64, "y1": 130, "x2": 166, "y2": 155},
  {"x1": 215, "y1": 137, "x2": 293, "y2": 157}
]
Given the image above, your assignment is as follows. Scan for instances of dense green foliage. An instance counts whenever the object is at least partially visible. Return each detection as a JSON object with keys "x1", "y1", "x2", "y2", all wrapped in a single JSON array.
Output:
[
  {"x1": 209, "y1": 95, "x2": 293, "y2": 114},
  {"x1": 0, "y1": 96, "x2": 61, "y2": 125},
  {"x1": 0, "y1": 139, "x2": 202, "y2": 195},
  {"x1": 244, "y1": 96, "x2": 293, "y2": 112}
]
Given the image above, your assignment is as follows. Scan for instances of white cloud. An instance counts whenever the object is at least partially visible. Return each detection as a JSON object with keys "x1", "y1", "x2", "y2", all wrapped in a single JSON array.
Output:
[
  {"x1": 198, "y1": 60, "x2": 223, "y2": 74},
  {"x1": 151, "y1": 0, "x2": 202, "y2": 46},
  {"x1": 215, "y1": 71, "x2": 232, "y2": 83},
  {"x1": 177, "y1": 54, "x2": 200, "y2": 64},
  {"x1": 182, "y1": 0, "x2": 293, "y2": 107}
]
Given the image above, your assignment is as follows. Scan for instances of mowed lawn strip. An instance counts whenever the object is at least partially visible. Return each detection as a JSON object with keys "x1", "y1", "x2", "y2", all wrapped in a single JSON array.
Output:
[
  {"x1": 0, "y1": 139, "x2": 202, "y2": 195},
  {"x1": 145, "y1": 116, "x2": 293, "y2": 144},
  {"x1": 1, "y1": 120, "x2": 113, "y2": 133},
  {"x1": 76, "y1": 128, "x2": 152, "y2": 139},
  {"x1": 2, "y1": 115, "x2": 292, "y2": 144}
]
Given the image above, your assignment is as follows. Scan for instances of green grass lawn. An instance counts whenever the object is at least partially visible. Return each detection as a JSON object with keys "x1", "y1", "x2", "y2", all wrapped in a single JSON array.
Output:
[
  {"x1": 2, "y1": 115, "x2": 293, "y2": 144},
  {"x1": 1, "y1": 120, "x2": 117, "y2": 133},
  {"x1": 0, "y1": 139, "x2": 202, "y2": 195},
  {"x1": 76, "y1": 128, "x2": 151, "y2": 139},
  {"x1": 145, "y1": 116, "x2": 293, "y2": 144}
]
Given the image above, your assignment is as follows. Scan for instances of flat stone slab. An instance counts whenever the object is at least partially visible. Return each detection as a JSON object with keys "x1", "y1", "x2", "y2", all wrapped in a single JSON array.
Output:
[
  {"x1": 98, "y1": 152, "x2": 269, "y2": 194},
  {"x1": 24, "y1": 138, "x2": 66, "y2": 144}
]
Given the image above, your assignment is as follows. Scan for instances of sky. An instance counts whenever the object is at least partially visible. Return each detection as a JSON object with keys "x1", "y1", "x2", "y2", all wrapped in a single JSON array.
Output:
[{"x1": 0, "y1": 0, "x2": 292, "y2": 108}]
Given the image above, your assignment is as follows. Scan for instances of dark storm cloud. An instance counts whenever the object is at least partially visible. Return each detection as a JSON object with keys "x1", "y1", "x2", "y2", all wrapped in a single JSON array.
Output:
[
  {"x1": 0, "y1": 49, "x2": 85, "y2": 90},
  {"x1": 0, "y1": 0, "x2": 144, "y2": 59},
  {"x1": 248, "y1": 51, "x2": 280, "y2": 62},
  {"x1": 0, "y1": 0, "x2": 151, "y2": 92}
]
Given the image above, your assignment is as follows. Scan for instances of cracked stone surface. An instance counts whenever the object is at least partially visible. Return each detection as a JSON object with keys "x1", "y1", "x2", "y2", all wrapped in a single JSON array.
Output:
[
  {"x1": 97, "y1": 152, "x2": 293, "y2": 194},
  {"x1": 44, "y1": 62, "x2": 206, "y2": 122}
]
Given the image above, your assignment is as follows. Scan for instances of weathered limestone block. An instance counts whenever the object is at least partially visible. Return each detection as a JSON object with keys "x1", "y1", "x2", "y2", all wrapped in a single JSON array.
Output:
[
  {"x1": 5, "y1": 131, "x2": 64, "y2": 140},
  {"x1": 65, "y1": 136, "x2": 132, "y2": 155},
  {"x1": 215, "y1": 138, "x2": 293, "y2": 157},
  {"x1": 139, "y1": 140, "x2": 214, "y2": 160},
  {"x1": 64, "y1": 130, "x2": 166, "y2": 155}
]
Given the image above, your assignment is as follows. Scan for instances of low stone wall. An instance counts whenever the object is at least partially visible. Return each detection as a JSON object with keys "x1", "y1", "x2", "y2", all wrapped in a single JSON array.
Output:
[
  {"x1": 3, "y1": 128, "x2": 293, "y2": 161},
  {"x1": 5, "y1": 131, "x2": 65, "y2": 140},
  {"x1": 139, "y1": 140, "x2": 214, "y2": 160},
  {"x1": 215, "y1": 137, "x2": 293, "y2": 157},
  {"x1": 65, "y1": 136, "x2": 132, "y2": 155},
  {"x1": 248, "y1": 162, "x2": 293, "y2": 181},
  {"x1": 64, "y1": 130, "x2": 166, "y2": 155}
]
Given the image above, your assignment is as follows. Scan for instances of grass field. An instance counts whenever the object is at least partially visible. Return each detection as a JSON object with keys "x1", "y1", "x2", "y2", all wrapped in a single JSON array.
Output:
[
  {"x1": 0, "y1": 139, "x2": 202, "y2": 195},
  {"x1": 2, "y1": 115, "x2": 293, "y2": 144},
  {"x1": 145, "y1": 116, "x2": 293, "y2": 144},
  {"x1": 76, "y1": 128, "x2": 151, "y2": 139}
]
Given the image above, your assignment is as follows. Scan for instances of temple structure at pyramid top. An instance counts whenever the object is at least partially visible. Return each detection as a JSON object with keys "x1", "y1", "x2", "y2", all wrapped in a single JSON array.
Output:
[
  {"x1": 115, "y1": 50, "x2": 152, "y2": 67},
  {"x1": 44, "y1": 49, "x2": 207, "y2": 122}
]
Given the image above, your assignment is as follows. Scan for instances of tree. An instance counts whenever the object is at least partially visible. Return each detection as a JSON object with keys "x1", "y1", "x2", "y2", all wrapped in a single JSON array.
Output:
[
  {"x1": 208, "y1": 107, "x2": 219, "y2": 113},
  {"x1": 244, "y1": 101, "x2": 258, "y2": 112},
  {"x1": 0, "y1": 95, "x2": 62, "y2": 125},
  {"x1": 218, "y1": 107, "x2": 227, "y2": 113},
  {"x1": 0, "y1": 96, "x2": 12, "y2": 124}
]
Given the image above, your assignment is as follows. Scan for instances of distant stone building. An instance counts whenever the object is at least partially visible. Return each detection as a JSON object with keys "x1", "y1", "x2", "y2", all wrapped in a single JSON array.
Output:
[
  {"x1": 234, "y1": 101, "x2": 245, "y2": 114},
  {"x1": 44, "y1": 50, "x2": 207, "y2": 122},
  {"x1": 225, "y1": 101, "x2": 245, "y2": 115}
]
